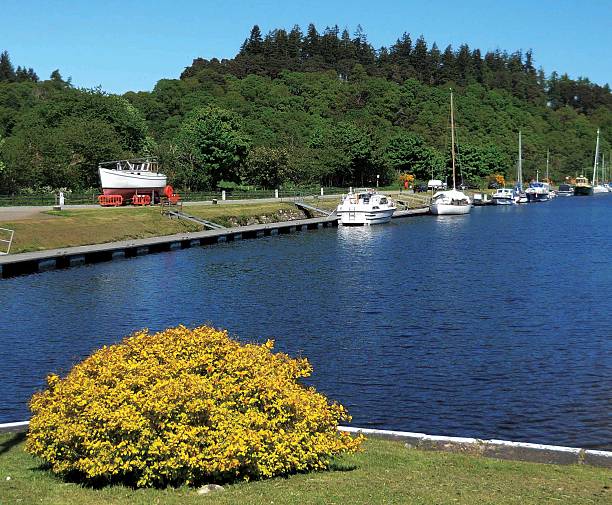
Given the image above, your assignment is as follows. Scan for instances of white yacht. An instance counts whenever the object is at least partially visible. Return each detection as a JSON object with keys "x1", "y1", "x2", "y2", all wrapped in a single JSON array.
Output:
[
  {"x1": 429, "y1": 90, "x2": 471, "y2": 216},
  {"x1": 491, "y1": 188, "x2": 516, "y2": 205},
  {"x1": 336, "y1": 189, "x2": 395, "y2": 225}
]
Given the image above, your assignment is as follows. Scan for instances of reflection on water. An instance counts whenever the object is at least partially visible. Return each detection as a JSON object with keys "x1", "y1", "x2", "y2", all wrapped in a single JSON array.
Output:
[{"x1": 1, "y1": 197, "x2": 611, "y2": 449}]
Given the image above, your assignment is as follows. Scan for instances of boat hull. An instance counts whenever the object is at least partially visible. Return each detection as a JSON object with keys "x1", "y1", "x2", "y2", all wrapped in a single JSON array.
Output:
[
  {"x1": 338, "y1": 208, "x2": 395, "y2": 225},
  {"x1": 492, "y1": 197, "x2": 515, "y2": 205},
  {"x1": 99, "y1": 168, "x2": 167, "y2": 200},
  {"x1": 430, "y1": 203, "x2": 471, "y2": 215},
  {"x1": 526, "y1": 193, "x2": 549, "y2": 202},
  {"x1": 574, "y1": 186, "x2": 593, "y2": 196}
]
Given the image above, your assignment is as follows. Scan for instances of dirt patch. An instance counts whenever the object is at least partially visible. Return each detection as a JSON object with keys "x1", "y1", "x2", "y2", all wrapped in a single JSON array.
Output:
[{"x1": 0, "y1": 207, "x2": 58, "y2": 222}]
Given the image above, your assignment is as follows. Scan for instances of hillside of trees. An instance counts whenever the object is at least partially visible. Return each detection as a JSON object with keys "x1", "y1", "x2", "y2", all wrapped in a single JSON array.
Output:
[{"x1": 0, "y1": 25, "x2": 611, "y2": 194}]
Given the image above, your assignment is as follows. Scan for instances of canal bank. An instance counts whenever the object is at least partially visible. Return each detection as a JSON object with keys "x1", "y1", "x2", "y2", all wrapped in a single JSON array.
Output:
[
  {"x1": 0, "y1": 208, "x2": 430, "y2": 278},
  {"x1": 0, "y1": 215, "x2": 338, "y2": 278}
]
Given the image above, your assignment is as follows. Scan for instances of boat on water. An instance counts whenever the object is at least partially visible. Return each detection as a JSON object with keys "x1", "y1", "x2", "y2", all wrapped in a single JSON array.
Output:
[
  {"x1": 491, "y1": 187, "x2": 516, "y2": 205},
  {"x1": 574, "y1": 176, "x2": 593, "y2": 196},
  {"x1": 557, "y1": 183, "x2": 574, "y2": 196},
  {"x1": 514, "y1": 131, "x2": 528, "y2": 203},
  {"x1": 430, "y1": 90, "x2": 471, "y2": 216},
  {"x1": 575, "y1": 130, "x2": 601, "y2": 196},
  {"x1": 525, "y1": 179, "x2": 551, "y2": 202},
  {"x1": 98, "y1": 159, "x2": 167, "y2": 200},
  {"x1": 336, "y1": 189, "x2": 396, "y2": 225},
  {"x1": 591, "y1": 130, "x2": 609, "y2": 194}
]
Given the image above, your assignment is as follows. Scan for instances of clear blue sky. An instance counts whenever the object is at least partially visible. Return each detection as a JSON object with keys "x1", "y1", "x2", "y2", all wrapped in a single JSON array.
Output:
[{"x1": 2, "y1": 0, "x2": 611, "y2": 94}]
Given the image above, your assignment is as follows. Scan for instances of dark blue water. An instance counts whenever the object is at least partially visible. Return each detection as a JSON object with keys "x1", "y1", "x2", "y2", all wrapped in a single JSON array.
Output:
[{"x1": 1, "y1": 196, "x2": 611, "y2": 449}]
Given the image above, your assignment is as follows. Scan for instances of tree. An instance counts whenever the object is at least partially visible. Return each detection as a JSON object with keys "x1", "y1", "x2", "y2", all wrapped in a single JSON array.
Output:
[
  {"x1": 241, "y1": 146, "x2": 289, "y2": 188},
  {"x1": 382, "y1": 133, "x2": 445, "y2": 181},
  {"x1": 0, "y1": 51, "x2": 16, "y2": 82},
  {"x1": 174, "y1": 106, "x2": 249, "y2": 190}
]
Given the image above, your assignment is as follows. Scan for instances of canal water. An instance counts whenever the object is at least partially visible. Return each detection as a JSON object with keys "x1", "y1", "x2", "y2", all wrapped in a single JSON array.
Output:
[{"x1": 1, "y1": 196, "x2": 610, "y2": 449}]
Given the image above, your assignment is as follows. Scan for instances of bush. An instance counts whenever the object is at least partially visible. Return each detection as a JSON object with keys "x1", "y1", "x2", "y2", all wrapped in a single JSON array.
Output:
[{"x1": 26, "y1": 325, "x2": 363, "y2": 488}]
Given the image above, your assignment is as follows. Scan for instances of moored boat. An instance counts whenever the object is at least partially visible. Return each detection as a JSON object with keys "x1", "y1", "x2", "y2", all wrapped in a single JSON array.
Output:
[
  {"x1": 429, "y1": 90, "x2": 471, "y2": 216},
  {"x1": 574, "y1": 176, "x2": 593, "y2": 196},
  {"x1": 98, "y1": 159, "x2": 167, "y2": 200},
  {"x1": 336, "y1": 189, "x2": 395, "y2": 225},
  {"x1": 491, "y1": 188, "x2": 516, "y2": 205},
  {"x1": 514, "y1": 131, "x2": 528, "y2": 203},
  {"x1": 557, "y1": 183, "x2": 574, "y2": 196},
  {"x1": 525, "y1": 180, "x2": 550, "y2": 202}
]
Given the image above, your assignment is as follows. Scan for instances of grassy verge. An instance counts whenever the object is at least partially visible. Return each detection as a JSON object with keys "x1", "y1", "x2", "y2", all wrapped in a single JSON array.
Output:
[
  {"x1": 0, "y1": 433, "x2": 609, "y2": 505},
  {"x1": 0, "y1": 203, "x2": 307, "y2": 254}
]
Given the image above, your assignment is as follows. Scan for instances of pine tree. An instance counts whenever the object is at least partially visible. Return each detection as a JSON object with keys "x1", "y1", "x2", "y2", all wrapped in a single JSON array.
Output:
[{"x1": 0, "y1": 50, "x2": 16, "y2": 82}]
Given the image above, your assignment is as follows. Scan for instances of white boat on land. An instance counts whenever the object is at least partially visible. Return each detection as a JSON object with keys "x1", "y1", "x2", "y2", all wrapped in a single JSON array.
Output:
[
  {"x1": 430, "y1": 90, "x2": 471, "y2": 216},
  {"x1": 491, "y1": 188, "x2": 516, "y2": 205},
  {"x1": 98, "y1": 159, "x2": 167, "y2": 199},
  {"x1": 337, "y1": 189, "x2": 396, "y2": 225}
]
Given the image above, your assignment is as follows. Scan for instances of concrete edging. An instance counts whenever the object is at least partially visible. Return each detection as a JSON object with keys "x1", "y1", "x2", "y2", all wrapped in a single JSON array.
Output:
[
  {"x1": 2, "y1": 421, "x2": 609, "y2": 468},
  {"x1": 338, "y1": 426, "x2": 612, "y2": 468}
]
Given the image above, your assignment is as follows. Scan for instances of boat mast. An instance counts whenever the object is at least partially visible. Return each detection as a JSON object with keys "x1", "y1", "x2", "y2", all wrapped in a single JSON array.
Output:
[
  {"x1": 518, "y1": 131, "x2": 522, "y2": 190},
  {"x1": 546, "y1": 149, "x2": 550, "y2": 182},
  {"x1": 450, "y1": 90, "x2": 456, "y2": 190},
  {"x1": 592, "y1": 128, "x2": 600, "y2": 185}
]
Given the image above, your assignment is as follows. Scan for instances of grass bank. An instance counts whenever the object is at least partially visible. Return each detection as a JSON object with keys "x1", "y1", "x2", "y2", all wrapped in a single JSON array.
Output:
[
  {"x1": 0, "y1": 202, "x2": 307, "y2": 254},
  {"x1": 0, "y1": 433, "x2": 609, "y2": 504}
]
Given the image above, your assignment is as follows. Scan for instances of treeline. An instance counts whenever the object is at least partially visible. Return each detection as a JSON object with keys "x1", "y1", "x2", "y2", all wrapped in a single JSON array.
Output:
[
  {"x1": 183, "y1": 25, "x2": 612, "y2": 114},
  {"x1": 0, "y1": 25, "x2": 611, "y2": 194}
]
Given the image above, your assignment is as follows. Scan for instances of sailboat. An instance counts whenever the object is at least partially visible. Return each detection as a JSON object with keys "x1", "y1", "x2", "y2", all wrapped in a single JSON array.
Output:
[
  {"x1": 514, "y1": 131, "x2": 528, "y2": 203},
  {"x1": 430, "y1": 90, "x2": 471, "y2": 215},
  {"x1": 592, "y1": 129, "x2": 608, "y2": 194},
  {"x1": 574, "y1": 130, "x2": 596, "y2": 196}
]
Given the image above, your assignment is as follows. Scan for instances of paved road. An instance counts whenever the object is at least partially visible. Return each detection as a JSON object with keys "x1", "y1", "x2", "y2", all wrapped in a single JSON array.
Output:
[{"x1": 0, "y1": 195, "x2": 344, "y2": 222}]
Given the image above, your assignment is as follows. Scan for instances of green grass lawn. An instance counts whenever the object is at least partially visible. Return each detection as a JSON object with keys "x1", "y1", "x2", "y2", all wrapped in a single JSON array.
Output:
[
  {"x1": 0, "y1": 202, "x2": 307, "y2": 254},
  {"x1": 0, "y1": 433, "x2": 609, "y2": 505}
]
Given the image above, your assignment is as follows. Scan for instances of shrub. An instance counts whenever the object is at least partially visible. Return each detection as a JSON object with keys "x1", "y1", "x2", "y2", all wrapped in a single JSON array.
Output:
[{"x1": 26, "y1": 325, "x2": 363, "y2": 487}]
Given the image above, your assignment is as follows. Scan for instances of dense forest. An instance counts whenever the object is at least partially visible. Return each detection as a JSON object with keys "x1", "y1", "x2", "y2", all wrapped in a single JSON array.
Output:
[{"x1": 0, "y1": 24, "x2": 611, "y2": 194}]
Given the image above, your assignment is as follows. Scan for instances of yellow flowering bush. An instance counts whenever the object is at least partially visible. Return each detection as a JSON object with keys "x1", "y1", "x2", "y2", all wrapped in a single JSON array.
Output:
[{"x1": 26, "y1": 325, "x2": 363, "y2": 488}]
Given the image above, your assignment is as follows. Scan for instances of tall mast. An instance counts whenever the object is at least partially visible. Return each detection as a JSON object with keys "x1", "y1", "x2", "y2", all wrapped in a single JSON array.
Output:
[
  {"x1": 592, "y1": 128, "x2": 600, "y2": 185},
  {"x1": 546, "y1": 149, "x2": 550, "y2": 182},
  {"x1": 518, "y1": 131, "x2": 522, "y2": 189},
  {"x1": 450, "y1": 89, "x2": 456, "y2": 190}
]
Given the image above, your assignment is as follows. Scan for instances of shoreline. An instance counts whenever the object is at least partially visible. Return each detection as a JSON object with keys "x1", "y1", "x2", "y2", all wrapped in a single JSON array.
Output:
[{"x1": 1, "y1": 420, "x2": 610, "y2": 468}]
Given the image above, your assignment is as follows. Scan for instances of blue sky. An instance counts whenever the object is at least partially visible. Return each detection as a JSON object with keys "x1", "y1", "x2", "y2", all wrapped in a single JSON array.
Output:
[{"x1": 2, "y1": 0, "x2": 611, "y2": 94}]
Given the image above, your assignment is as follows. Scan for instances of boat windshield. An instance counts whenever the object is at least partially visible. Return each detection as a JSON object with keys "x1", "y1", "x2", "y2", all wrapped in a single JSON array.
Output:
[{"x1": 99, "y1": 159, "x2": 159, "y2": 172}]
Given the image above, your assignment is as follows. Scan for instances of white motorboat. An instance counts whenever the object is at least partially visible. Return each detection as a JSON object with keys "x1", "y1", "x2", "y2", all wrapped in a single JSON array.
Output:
[
  {"x1": 98, "y1": 159, "x2": 167, "y2": 200},
  {"x1": 525, "y1": 181, "x2": 550, "y2": 202},
  {"x1": 336, "y1": 189, "x2": 395, "y2": 225},
  {"x1": 430, "y1": 189, "x2": 471, "y2": 215},
  {"x1": 429, "y1": 90, "x2": 471, "y2": 216},
  {"x1": 491, "y1": 188, "x2": 516, "y2": 205}
]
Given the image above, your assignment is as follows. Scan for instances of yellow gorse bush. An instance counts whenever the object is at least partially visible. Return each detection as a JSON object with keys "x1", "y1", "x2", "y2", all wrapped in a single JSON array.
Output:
[{"x1": 26, "y1": 325, "x2": 363, "y2": 487}]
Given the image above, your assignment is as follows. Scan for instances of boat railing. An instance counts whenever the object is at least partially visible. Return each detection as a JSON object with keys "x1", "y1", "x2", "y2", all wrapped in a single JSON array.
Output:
[
  {"x1": 0, "y1": 227, "x2": 14, "y2": 255},
  {"x1": 98, "y1": 158, "x2": 159, "y2": 172}
]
